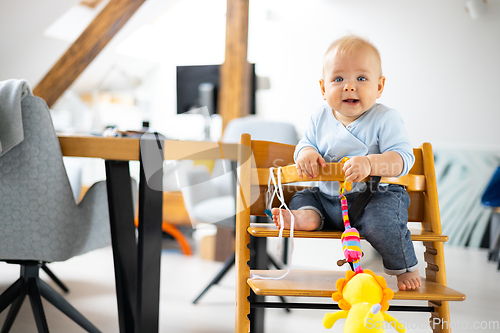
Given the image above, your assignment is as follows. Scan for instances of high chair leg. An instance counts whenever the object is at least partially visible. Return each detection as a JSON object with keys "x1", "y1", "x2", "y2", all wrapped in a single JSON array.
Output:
[
  {"x1": 424, "y1": 241, "x2": 452, "y2": 333},
  {"x1": 429, "y1": 300, "x2": 451, "y2": 333}
]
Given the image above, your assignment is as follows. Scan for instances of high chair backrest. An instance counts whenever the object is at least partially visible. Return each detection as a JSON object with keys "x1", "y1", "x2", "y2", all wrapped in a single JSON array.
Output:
[{"x1": 242, "y1": 137, "x2": 438, "y2": 230}]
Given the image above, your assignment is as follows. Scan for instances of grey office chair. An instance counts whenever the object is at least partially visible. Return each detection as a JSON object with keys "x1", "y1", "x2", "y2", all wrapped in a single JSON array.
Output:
[
  {"x1": 0, "y1": 84, "x2": 112, "y2": 332},
  {"x1": 183, "y1": 116, "x2": 298, "y2": 303}
]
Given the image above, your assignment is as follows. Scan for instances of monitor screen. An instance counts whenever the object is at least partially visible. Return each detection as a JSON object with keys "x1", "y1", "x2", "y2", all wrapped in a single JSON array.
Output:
[{"x1": 176, "y1": 64, "x2": 256, "y2": 115}]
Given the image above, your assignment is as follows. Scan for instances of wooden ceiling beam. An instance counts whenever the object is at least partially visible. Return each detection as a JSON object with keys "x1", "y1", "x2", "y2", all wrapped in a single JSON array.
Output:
[
  {"x1": 218, "y1": 0, "x2": 251, "y2": 130},
  {"x1": 79, "y1": 0, "x2": 105, "y2": 9},
  {"x1": 34, "y1": 0, "x2": 146, "y2": 108}
]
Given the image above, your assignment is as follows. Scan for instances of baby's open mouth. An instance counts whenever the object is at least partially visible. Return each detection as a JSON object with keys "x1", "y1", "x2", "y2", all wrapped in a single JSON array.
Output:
[{"x1": 343, "y1": 99, "x2": 359, "y2": 105}]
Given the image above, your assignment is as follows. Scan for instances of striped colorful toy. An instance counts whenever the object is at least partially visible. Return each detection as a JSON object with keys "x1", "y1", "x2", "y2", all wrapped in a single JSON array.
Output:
[{"x1": 339, "y1": 158, "x2": 363, "y2": 274}]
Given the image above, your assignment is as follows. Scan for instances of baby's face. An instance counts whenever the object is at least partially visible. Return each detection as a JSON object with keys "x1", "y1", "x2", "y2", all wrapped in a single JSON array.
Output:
[{"x1": 320, "y1": 48, "x2": 385, "y2": 126}]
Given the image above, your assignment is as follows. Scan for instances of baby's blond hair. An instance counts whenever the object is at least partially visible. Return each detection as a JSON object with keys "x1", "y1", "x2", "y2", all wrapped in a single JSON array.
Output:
[{"x1": 323, "y1": 35, "x2": 382, "y2": 77}]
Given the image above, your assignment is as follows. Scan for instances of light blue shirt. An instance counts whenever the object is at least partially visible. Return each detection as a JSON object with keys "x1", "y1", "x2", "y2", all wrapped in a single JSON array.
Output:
[{"x1": 294, "y1": 103, "x2": 415, "y2": 196}]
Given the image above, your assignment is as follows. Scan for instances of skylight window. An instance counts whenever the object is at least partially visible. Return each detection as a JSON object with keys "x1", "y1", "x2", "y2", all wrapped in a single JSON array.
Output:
[{"x1": 43, "y1": 0, "x2": 109, "y2": 43}]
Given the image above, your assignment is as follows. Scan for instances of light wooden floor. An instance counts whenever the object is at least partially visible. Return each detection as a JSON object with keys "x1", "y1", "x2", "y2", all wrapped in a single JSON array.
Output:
[{"x1": 0, "y1": 240, "x2": 499, "y2": 332}]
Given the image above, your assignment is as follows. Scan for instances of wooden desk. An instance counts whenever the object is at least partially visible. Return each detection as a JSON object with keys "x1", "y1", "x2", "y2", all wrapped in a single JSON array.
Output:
[{"x1": 58, "y1": 134, "x2": 239, "y2": 333}]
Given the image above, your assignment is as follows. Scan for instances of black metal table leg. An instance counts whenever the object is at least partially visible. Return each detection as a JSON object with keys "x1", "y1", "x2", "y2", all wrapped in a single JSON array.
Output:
[
  {"x1": 105, "y1": 160, "x2": 138, "y2": 333},
  {"x1": 136, "y1": 152, "x2": 163, "y2": 332},
  {"x1": 105, "y1": 133, "x2": 164, "y2": 333}
]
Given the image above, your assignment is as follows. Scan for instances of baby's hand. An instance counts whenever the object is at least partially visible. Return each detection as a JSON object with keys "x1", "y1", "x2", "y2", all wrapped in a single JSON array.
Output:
[
  {"x1": 296, "y1": 148, "x2": 326, "y2": 179},
  {"x1": 342, "y1": 156, "x2": 371, "y2": 182}
]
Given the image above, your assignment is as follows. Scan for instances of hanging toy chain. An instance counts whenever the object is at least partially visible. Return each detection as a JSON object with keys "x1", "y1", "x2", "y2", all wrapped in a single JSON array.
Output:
[{"x1": 339, "y1": 157, "x2": 363, "y2": 274}]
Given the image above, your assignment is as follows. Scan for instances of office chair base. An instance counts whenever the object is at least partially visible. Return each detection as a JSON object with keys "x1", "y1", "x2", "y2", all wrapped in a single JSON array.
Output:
[
  {"x1": 193, "y1": 253, "x2": 235, "y2": 304},
  {"x1": 41, "y1": 263, "x2": 70, "y2": 293},
  {"x1": 193, "y1": 250, "x2": 290, "y2": 312},
  {"x1": 0, "y1": 261, "x2": 100, "y2": 333}
]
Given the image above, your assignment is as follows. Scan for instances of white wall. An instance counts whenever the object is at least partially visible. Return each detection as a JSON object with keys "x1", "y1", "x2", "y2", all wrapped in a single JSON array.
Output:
[
  {"x1": 2, "y1": 0, "x2": 499, "y2": 151},
  {"x1": 248, "y1": 0, "x2": 500, "y2": 150},
  {"x1": 0, "y1": 0, "x2": 80, "y2": 84}
]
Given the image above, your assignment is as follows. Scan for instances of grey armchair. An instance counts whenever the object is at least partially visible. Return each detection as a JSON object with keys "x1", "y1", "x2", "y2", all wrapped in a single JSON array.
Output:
[{"x1": 0, "y1": 81, "x2": 112, "y2": 333}]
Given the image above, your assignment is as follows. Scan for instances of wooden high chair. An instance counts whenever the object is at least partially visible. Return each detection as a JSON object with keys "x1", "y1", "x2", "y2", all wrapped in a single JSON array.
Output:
[{"x1": 235, "y1": 134, "x2": 465, "y2": 333}]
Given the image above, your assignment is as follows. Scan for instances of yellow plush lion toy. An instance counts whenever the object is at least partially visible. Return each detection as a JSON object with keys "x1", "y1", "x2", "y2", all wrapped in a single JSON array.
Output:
[{"x1": 323, "y1": 269, "x2": 405, "y2": 333}]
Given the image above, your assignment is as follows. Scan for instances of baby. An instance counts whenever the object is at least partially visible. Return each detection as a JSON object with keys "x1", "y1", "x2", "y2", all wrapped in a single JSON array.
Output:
[{"x1": 272, "y1": 35, "x2": 421, "y2": 291}]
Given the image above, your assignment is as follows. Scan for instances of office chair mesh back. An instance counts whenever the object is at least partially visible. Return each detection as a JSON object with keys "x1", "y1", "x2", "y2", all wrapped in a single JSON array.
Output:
[{"x1": 0, "y1": 95, "x2": 110, "y2": 262}]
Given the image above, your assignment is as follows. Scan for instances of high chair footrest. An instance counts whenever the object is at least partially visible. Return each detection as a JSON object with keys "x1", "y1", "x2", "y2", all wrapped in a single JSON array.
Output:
[
  {"x1": 250, "y1": 302, "x2": 436, "y2": 312},
  {"x1": 248, "y1": 270, "x2": 465, "y2": 301},
  {"x1": 248, "y1": 225, "x2": 449, "y2": 242}
]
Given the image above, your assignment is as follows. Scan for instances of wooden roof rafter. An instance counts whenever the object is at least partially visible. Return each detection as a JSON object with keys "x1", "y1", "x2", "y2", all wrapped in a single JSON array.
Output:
[{"x1": 34, "y1": 0, "x2": 146, "y2": 108}]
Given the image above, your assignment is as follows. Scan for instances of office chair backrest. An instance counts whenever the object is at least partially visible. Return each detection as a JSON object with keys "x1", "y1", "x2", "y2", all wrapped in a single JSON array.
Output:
[
  {"x1": 212, "y1": 116, "x2": 298, "y2": 182},
  {"x1": 179, "y1": 117, "x2": 299, "y2": 226},
  {"x1": 222, "y1": 116, "x2": 298, "y2": 144}
]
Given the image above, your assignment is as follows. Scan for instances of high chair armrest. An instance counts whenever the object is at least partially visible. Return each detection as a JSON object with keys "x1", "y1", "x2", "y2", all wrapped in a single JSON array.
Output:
[{"x1": 253, "y1": 163, "x2": 426, "y2": 191}]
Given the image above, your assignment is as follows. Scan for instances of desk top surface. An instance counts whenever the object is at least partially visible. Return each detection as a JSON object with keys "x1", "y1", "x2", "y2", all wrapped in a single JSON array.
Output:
[{"x1": 58, "y1": 134, "x2": 240, "y2": 161}]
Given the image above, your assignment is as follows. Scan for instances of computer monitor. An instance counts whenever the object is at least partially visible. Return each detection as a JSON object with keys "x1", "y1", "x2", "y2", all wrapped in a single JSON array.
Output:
[{"x1": 176, "y1": 64, "x2": 256, "y2": 115}]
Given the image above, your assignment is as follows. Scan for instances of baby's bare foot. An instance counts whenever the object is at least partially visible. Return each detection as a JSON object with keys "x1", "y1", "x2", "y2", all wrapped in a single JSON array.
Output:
[
  {"x1": 397, "y1": 269, "x2": 421, "y2": 291},
  {"x1": 271, "y1": 208, "x2": 321, "y2": 231}
]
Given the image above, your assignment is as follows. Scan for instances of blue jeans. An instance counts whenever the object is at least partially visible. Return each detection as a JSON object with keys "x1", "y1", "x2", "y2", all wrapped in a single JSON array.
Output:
[{"x1": 289, "y1": 185, "x2": 418, "y2": 275}]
